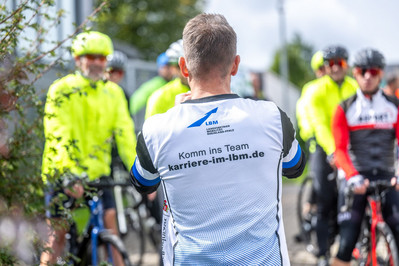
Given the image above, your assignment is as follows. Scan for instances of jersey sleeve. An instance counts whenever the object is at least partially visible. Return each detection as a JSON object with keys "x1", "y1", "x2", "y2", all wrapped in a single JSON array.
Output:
[
  {"x1": 41, "y1": 79, "x2": 76, "y2": 182},
  {"x1": 112, "y1": 83, "x2": 137, "y2": 170},
  {"x1": 332, "y1": 105, "x2": 358, "y2": 179},
  {"x1": 296, "y1": 82, "x2": 316, "y2": 142},
  {"x1": 279, "y1": 108, "x2": 306, "y2": 178},
  {"x1": 307, "y1": 87, "x2": 335, "y2": 156},
  {"x1": 130, "y1": 131, "x2": 161, "y2": 194}
]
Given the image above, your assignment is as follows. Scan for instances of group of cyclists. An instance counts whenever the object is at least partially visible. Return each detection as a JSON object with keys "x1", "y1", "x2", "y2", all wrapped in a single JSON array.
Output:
[
  {"x1": 37, "y1": 14, "x2": 399, "y2": 266},
  {"x1": 296, "y1": 45, "x2": 399, "y2": 266}
]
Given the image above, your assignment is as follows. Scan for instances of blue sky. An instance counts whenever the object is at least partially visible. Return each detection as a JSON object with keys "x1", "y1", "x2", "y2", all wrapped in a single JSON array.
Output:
[{"x1": 205, "y1": 0, "x2": 399, "y2": 71}]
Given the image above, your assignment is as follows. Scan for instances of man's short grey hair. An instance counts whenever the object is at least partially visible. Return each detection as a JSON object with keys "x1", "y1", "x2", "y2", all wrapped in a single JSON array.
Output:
[{"x1": 183, "y1": 13, "x2": 237, "y2": 79}]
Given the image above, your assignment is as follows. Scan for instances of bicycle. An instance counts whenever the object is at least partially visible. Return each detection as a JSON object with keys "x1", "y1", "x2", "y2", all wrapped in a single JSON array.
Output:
[
  {"x1": 295, "y1": 174, "x2": 318, "y2": 254},
  {"x1": 295, "y1": 171, "x2": 339, "y2": 257},
  {"x1": 64, "y1": 179, "x2": 133, "y2": 266},
  {"x1": 112, "y1": 161, "x2": 161, "y2": 265},
  {"x1": 347, "y1": 179, "x2": 399, "y2": 266}
]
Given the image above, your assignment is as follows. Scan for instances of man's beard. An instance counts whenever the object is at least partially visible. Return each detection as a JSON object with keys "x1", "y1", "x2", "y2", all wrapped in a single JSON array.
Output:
[{"x1": 84, "y1": 65, "x2": 104, "y2": 81}]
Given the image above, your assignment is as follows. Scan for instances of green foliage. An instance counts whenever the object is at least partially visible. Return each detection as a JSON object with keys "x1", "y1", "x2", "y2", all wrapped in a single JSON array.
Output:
[
  {"x1": 270, "y1": 33, "x2": 315, "y2": 89},
  {"x1": 0, "y1": 0, "x2": 107, "y2": 263},
  {"x1": 95, "y1": 0, "x2": 205, "y2": 60},
  {"x1": 0, "y1": 247, "x2": 16, "y2": 265}
]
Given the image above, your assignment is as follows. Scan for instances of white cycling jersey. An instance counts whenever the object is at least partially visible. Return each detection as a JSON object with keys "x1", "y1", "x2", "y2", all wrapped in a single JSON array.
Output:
[{"x1": 131, "y1": 94, "x2": 304, "y2": 265}]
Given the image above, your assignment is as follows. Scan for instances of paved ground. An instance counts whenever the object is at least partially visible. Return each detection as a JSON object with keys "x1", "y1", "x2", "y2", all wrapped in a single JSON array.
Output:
[
  {"x1": 125, "y1": 183, "x2": 318, "y2": 266},
  {"x1": 282, "y1": 184, "x2": 318, "y2": 266}
]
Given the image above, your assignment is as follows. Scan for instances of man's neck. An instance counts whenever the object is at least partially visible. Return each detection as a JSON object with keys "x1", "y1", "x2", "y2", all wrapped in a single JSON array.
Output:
[{"x1": 189, "y1": 75, "x2": 232, "y2": 99}]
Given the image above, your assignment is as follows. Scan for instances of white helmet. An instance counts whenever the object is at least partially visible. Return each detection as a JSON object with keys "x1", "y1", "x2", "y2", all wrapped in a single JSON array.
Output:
[{"x1": 166, "y1": 39, "x2": 184, "y2": 64}]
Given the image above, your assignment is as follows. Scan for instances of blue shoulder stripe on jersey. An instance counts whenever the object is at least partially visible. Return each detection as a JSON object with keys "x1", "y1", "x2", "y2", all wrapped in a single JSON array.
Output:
[
  {"x1": 131, "y1": 160, "x2": 160, "y2": 187},
  {"x1": 282, "y1": 143, "x2": 302, "y2": 169}
]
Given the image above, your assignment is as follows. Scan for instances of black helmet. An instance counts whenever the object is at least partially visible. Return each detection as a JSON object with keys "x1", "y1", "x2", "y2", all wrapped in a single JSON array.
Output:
[
  {"x1": 107, "y1": 50, "x2": 127, "y2": 71},
  {"x1": 322, "y1": 45, "x2": 348, "y2": 60},
  {"x1": 353, "y1": 48, "x2": 385, "y2": 69}
]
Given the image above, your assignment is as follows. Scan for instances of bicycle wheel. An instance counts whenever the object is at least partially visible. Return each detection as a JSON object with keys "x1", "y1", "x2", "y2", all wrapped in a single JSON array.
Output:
[
  {"x1": 296, "y1": 175, "x2": 318, "y2": 253},
  {"x1": 355, "y1": 223, "x2": 399, "y2": 266},
  {"x1": 124, "y1": 187, "x2": 146, "y2": 265},
  {"x1": 94, "y1": 231, "x2": 132, "y2": 266},
  {"x1": 374, "y1": 223, "x2": 399, "y2": 266},
  {"x1": 297, "y1": 175, "x2": 315, "y2": 227}
]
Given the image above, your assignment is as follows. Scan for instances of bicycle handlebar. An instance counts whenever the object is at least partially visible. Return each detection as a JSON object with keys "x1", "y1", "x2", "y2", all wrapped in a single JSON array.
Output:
[
  {"x1": 366, "y1": 179, "x2": 395, "y2": 193},
  {"x1": 87, "y1": 180, "x2": 132, "y2": 189},
  {"x1": 61, "y1": 177, "x2": 133, "y2": 209},
  {"x1": 342, "y1": 179, "x2": 396, "y2": 213}
]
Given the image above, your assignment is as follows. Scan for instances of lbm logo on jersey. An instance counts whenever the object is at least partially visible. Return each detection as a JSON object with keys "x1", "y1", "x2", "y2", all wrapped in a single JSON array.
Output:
[{"x1": 187, "y1": 107, "x2": 218, "y2": 128}]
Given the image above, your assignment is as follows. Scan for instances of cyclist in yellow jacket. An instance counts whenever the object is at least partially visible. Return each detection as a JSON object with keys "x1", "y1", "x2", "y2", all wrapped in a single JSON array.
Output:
[
  {"x1": 295, "y1": 51, "x2": 326, "y2": 243},
  {"x1": 307, "y1": 45, "x2": 358, "y2": 265},
  {"x1": 41, "y1": 31, "x2": 136, "y2": 265},
  {"x1": 296, "y1": 50, "x2": 326, "y2": 144},
  {"x1": 145, "y1": 39, "x2": 190, "y2": 119}
]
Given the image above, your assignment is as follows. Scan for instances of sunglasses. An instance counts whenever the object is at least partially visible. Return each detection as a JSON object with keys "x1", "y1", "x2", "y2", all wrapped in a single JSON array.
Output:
[
  {"x1": 83, "y1": 54, "x2": 107, "y2": 62},
  {"x1": 327, "y1": 59, "x2": 347, "y2": 68},
  {"x1": 109, "y1": 68, "x2": 124, "y2": 75},
  {"x1": 355, "y1": 67, "x2": 381, "y2": 77}
]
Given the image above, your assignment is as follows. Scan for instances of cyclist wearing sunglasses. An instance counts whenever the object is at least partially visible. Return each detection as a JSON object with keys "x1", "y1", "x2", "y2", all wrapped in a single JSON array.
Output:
[
  {"x1": 41, "y1": 31, "x2": 136, "y2": 265},
  {"x1": 307, "y1": 45, "x2": 358, "y2": 265},
  {"x1": 331, "y1": 48, "x2": 399, "y2": 266}
]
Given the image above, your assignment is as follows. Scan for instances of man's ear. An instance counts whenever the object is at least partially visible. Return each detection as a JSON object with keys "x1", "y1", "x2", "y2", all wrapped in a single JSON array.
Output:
[
  {"x1": 179, "y1": 57, "x2": 189, "y2": 78},
  {"x1": 231, "y1": 55, "x2": 240, "y2": 76}
]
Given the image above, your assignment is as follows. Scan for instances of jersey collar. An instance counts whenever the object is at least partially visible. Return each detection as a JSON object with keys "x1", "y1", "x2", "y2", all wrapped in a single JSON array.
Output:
[{"x1": 183, "y1": 93, "x2": 240, "y2": 104}]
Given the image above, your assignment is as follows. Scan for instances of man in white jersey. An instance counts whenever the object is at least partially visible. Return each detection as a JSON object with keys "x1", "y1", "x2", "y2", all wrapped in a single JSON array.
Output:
[{"x1": 130, "y1": 13, "x2": 306, "y2": 265}]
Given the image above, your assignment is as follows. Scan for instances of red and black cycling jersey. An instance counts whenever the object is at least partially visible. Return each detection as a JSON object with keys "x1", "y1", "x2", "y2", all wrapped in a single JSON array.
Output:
[{"x1": 332, "y1": 89, "x2": 399, "y2": 179}]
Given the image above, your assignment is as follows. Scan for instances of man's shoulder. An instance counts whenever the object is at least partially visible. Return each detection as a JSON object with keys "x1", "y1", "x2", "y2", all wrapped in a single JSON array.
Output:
[
  {"x1": 381, "y1": 91, "x2": 399, "y2": 107},
  {"x1": 343, "y1": 76, "x2": 359, "y2": 89},
  {"x1": 103, "y1": 80, "x2": 123, "y2": 91},
  {"x1": 51, "y1": 73, "x2": 78, "y2": 85},
  {"x1": 301, "y1": 79, "x2": 322, "y2": 98},
  {"x1": 302, "y1": 78, "x2": 319, "y2": 90},
  {"x1": 149, "y1": 79, "x2": 188, "y2": 102},
  {"x1": 146, "y1": 76, "x2": 167, "y2": 86},
  {"x1": 340, "y1": 92, "x2": 358, "y2": 112},
  {"x1": 160, "y1": 78, "x2": 188, "y2": 93},
  {"x1": 48, "y1": 73, "x2": 82, "y2": 94}
]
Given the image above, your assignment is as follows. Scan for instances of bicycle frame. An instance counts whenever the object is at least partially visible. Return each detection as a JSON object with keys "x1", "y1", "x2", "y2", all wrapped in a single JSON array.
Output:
[
  {"x1": 352, "y1": 180, "x2": 398, "y2": 265},
  {"x1": 70, "y1": 195, "x2": 116, "y2": 266},
  {"x1": 367, "y1": 191, "x2": 385, "y2": 265},
  {"x1": 88, "y1": 195, "x2": 115, "y2": 265}
]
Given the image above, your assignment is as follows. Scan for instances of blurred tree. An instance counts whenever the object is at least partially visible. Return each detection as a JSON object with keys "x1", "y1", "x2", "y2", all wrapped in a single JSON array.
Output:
[
  {"x1": 95, "y1": 0, "x2": 205, "y2": 60},
  {"x1": 270, "y1": 33, "x2": 315, "y2": 89}
]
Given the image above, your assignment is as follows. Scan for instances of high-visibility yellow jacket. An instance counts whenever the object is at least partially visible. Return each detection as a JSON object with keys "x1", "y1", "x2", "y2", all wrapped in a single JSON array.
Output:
[
  {"x1": 307, "y1": 75, "x2": 358, "y2": 156},
  {"x1": 129, "y1": 76, "x2": 168, "y2": 116},
  {"x1": 296, "y1": 79, "x2": 319, "y2": 142},
  {"x1": 42, "y1": 72, "x2": 136, "y2": 182},
  {"x1": 145, "y1": 78, "x2": 189, "y2": 119}
]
